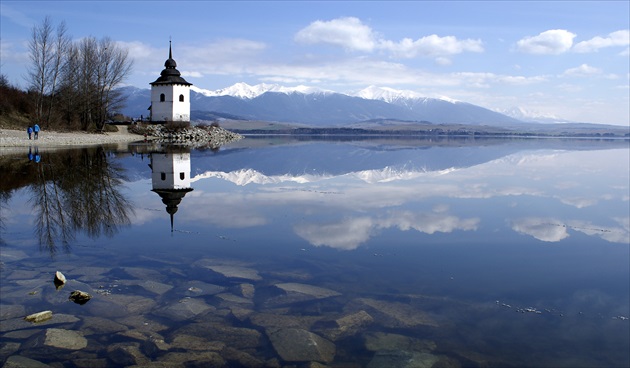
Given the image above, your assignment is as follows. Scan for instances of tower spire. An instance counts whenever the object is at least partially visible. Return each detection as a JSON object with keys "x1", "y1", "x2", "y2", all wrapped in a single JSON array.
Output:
[{"x1": 169, "y1": 39, "x2": 172, "y2": 59}]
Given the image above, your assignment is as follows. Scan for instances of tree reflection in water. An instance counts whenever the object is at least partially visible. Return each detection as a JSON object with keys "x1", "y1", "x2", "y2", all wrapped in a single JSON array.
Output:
[{"x1": 0, "y1": 146, "x2": 132, "y2": 256}]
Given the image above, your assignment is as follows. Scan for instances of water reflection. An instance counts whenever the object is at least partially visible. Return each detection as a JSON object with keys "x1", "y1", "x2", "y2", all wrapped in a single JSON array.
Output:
[
  {"x1": 0, "y1": 146, "x2": 132, "y2": 255},
  {"x1": 0, "y1": 137, "x2": 628, "y2": 367},
  {"x1": 146, "y1": 145, "x2": 194, "y2": 232},
  {"x1": 180, "y1": 145, "x2": 629, "y2": 249}
]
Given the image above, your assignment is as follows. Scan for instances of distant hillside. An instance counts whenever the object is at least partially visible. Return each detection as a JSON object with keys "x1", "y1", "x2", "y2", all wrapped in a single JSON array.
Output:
[
  {"x1": 117, "y1": 84, "x2": 523, "y2": 127},
  {"x1": 117, "y1": 83, "x2": 628, "y2": 136}
]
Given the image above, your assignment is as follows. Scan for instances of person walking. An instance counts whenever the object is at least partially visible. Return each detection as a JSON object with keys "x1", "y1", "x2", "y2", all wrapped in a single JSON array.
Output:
[
  {"x1": 27, "y1": 126, "x2": 33, "y2": 140},
  {"x1": 33, "y1": 123, "x2": 40, "y2": 140}
]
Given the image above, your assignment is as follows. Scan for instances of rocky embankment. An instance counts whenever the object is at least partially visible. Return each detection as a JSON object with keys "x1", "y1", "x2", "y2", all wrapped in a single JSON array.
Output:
[{"x1": 130, "y1": 124, "x2": 243, "y2": 148}]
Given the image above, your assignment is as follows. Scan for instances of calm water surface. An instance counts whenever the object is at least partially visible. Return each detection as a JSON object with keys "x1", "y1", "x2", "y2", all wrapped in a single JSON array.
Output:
[{"x1": 1, "y1": 136, "x2": 629, "y2": 367}]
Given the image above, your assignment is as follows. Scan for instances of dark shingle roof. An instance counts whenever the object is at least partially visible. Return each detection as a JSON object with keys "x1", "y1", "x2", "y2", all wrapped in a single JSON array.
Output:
[{"x1": 150, "y1": 42, "x2": 192, "y2": 86}]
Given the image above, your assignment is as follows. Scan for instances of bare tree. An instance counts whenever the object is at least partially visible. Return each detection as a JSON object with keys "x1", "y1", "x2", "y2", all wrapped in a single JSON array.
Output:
[
  {"x1": 27, "y1": 17, "x2": 133, "y2": 131},
  {"x1": 60, "y1": 36, "x2": 133, "y2": 131},
  {"x1": 45, "y1": 21, "x2": 70, "y2": 125},
  {"x1": 77, "y1": 37, "x2": 99, "y2": 130},
  {"x1": 27, "y1": 16, "x2": 54, "y2": 125},
  {"x1": 94, "y1": 37, "x2": 132, "y2": 131}
]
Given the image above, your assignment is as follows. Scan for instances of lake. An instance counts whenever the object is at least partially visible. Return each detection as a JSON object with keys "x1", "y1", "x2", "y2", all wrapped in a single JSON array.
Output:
[{"x1": 1, "y1": 136, "x2": 628, "y2": 367}]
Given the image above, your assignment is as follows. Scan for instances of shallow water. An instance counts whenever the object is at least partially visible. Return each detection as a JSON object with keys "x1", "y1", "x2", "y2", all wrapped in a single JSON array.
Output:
[{"x1": 1, "y1": 136, "x2": 629, "y2": 367}]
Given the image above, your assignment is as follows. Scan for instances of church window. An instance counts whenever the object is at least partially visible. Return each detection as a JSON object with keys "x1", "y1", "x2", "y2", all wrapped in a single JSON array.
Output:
[
  {"x1": 180, "y1": 172, "x2": 185, "y2": 180},
  {"x1": 179, "y1": 94, "x2": 184, "y2": 102},
  {"x1": 160, "y1": 93, "x2": 165, "y2": 102},
  {"x1": 161, "y1": 173, "x2": 166, "y2": 180}
]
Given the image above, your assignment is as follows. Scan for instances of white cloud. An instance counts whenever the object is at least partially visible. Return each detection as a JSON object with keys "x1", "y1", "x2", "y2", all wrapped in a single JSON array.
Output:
[
  {"x1": 511, "y1": 218, "x2": 570, "y2": 242},
  {"x1": 0, "y1": 39, "x2": 29, "y2": 64},
  {"x1": 573, "y1": 30, "x2": 630, "y2": 53},
  {"x1": 182, "y1": 71, "x2": 203, "y2": 78},
  {"x1": 378, "y1": 34, "x2": 483, "y2": 59},
  {"x1": 119, "y1": 40, "x2": 163, "y2": 67},
  {"x1": 379, "y1": 210, "x2": 480, "y2": 234},
  {"x1": 516, "y1": 29, "x2": 576, "y2": 54},
  {"x1": 496, "y1": 75, "x2": 548, "y2": 85},
  {"x1": 295, "y1": 17, "x2": 483, "y2": 62},
  {"x1": 567, "y1": 219, "x2": 630, "y2": 244},
  {"x1": 294, "y1": 210, "x2": 479, "y2": 250},
  {"x1": 295, "y1": 17, "x2": 377, "y2": 52},
  {"x1": 561, "y1": 64, "x2": 602, "y2": 77},
  {"x1": 294, "y1": 217, "x2": 375, "y2": 250}
]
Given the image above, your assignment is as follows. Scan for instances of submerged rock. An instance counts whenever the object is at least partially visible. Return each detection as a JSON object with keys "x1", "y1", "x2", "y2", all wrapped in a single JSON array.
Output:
[
  {"x1": 249, "y1": 312, "x2": 321, "y2": 332},
  {"x1": 1, "y1": 314, "x2": 80, "y2": 333},
  {"x1": 95, "y1": 294, "x2": 156, "y2": 315},
  {"x1": 233, "y1": 283, "x2": 256, "y2": 299},
  {"x1": 367, "y1": 350, "x2": 440, "y2": 368},
  {"x1": 262, "y1": 282, "x2": 341, "y2": 307},
  {"x1": 137, "y1": 280, "x2": 173, "y2": 295},
  {"x1": 364, "y1": 332, "x2": 436, "y2": 353},
  {"x1": 24, "y1": 310, "x2": 53, "y2": 323},
  {"x1": 54, "y1": 271, "x2": 66, "y2": 289},
  {"x1": 169, "y1": 334, "x2": 225, "y2": 351},
  {"x1": 205, "y1": 265, "x2": 262, "y2": 281},
  {"x1": 275, "y1": 283, "x2": 341, "y2": 298},
  {"x1": 80, "y1": 316, "x2": 128, "y2": 335},
  {"x1": 23, "y1": 328, "x2": 87, "y2": 350},
  {"x1": 2, "y1": 355, "x2": 51, "y2": 368},
  {"x1": 216, "y1": 293, "x2": 255, "y2": 308},
  {"x1": 107, "y1": 342, "x2": 149, "y2": 366},
  {"x1": 1, "y1": 304, "x2": 26, "y2": 320},
  {"x1": 69, "y1": 290, "x2": 92, "y2": 305},
  {"x1": 316, "y1": 310, "x2": 374, "y2": 341},
  {"x1": 156, "y1": 351, "x2": 225, "y2": 367},
  {"x1": 183, "y1": 280, "x2": 225, "y2": 296},
  {"x1": 353, "y1": 298, "x2": 438, "y2": 328},
  {"x1": 172, "y1": 323, "x2": 262, "y2": 350},
  {"x1": 268, "y1": 328, "x2": 336, "y2": 363},
  {"x1": 222, "y1": 346, "x2": 265, "y2": 368},
  {"x1": 154, "y1": 297, "x2": 215, "y2": 321}
]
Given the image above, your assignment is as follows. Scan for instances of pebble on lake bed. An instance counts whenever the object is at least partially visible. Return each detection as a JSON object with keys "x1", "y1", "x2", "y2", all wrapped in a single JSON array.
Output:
[
  {"x1": 54, "y1": 271, "x2": 66, "y2": 289},
  {"x1": 69, "y1": 290, "x2": 92, "y2": 305},
  {"x1": 24, "y1": 310, "x2": 53, "y2": 323}
]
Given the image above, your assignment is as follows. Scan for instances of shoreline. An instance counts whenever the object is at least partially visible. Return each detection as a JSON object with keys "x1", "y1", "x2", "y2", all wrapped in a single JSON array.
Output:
[{"x1": 0, "y1": 126, "x2": 148, "y2": 154}]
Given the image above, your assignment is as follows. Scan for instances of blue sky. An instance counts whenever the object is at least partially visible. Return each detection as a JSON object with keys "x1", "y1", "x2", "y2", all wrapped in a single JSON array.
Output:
[{"x1": 1, "y1": 1, "x2": 629, "y2": 125}]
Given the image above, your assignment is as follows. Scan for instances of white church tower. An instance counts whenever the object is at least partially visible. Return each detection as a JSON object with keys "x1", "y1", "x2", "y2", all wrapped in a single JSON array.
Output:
[{"x1": 150, "y1": 42, "x2": 192, "y2": 122}]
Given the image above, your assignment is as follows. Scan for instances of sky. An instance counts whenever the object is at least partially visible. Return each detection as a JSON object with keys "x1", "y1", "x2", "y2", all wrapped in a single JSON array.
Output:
[{"x1": 1, "y1": 1, "x2": 629, "y2": 125}]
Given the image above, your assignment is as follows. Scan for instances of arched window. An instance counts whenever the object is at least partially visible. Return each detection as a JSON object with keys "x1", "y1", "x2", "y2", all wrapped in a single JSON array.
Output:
[
  {"x1": 180, "y1": 172, "x2": 185, "y2": 180},
  {"x1": 160, "y1": 173, "x2": 166, "y2": 180},
  {"x1": 179, "y1": 94, "x2": 184, "y2": 102},
  {"x1": 160, "y1": 93, "x2": 165, "y2": 102}
]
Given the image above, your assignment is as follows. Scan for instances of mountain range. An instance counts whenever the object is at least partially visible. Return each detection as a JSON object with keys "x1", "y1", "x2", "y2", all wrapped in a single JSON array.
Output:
[{"x1": 117, "y1": 83, "x2": 608, "y2": 128}]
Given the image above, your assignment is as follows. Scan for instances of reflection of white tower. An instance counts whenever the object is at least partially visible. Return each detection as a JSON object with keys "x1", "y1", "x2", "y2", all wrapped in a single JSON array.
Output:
[
  {"x1": 149, "y1": 41, "x2": 192, "y2": 122},
  {"x1": 150, "y1": 152, "x2": 193, "y2": 232}
]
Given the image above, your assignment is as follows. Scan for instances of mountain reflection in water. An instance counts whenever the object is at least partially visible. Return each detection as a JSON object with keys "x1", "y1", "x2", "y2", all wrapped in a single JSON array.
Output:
[{"x1": 0, "y1": 136, "x2": 628, "y2": 367}]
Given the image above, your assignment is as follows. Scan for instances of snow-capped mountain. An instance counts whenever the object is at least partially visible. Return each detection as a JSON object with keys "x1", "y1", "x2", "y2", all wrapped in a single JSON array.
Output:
[
  {"x1": 496, "y1": 106, "x2": 571, "y2": 124},
  {"x1": 118, "y1": 83, "x2": 524, "y2": 126},
  {"x1": 350, "y1": 85, "x2": 460, "y2": 105},
  {"x1": 191, "y1": 82, "x2": 333, "y2": 99},
  {"x1": 190, "y1": 166, "x2": 457, "y2": 186}
]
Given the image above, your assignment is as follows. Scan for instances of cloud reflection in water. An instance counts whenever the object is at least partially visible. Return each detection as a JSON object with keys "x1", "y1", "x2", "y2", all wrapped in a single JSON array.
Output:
[{"x1": 170, "y1": 148, "x2": 629, "y2": 249}]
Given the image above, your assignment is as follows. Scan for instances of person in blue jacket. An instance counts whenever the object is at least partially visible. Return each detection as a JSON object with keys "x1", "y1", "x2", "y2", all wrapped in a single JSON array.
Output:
[
  {"x1": 33, "y1": 123, "x2": 40, "y2": 140},
  {"x1": 27, "y1": 126, "x2": 33, "y2": 140}
]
